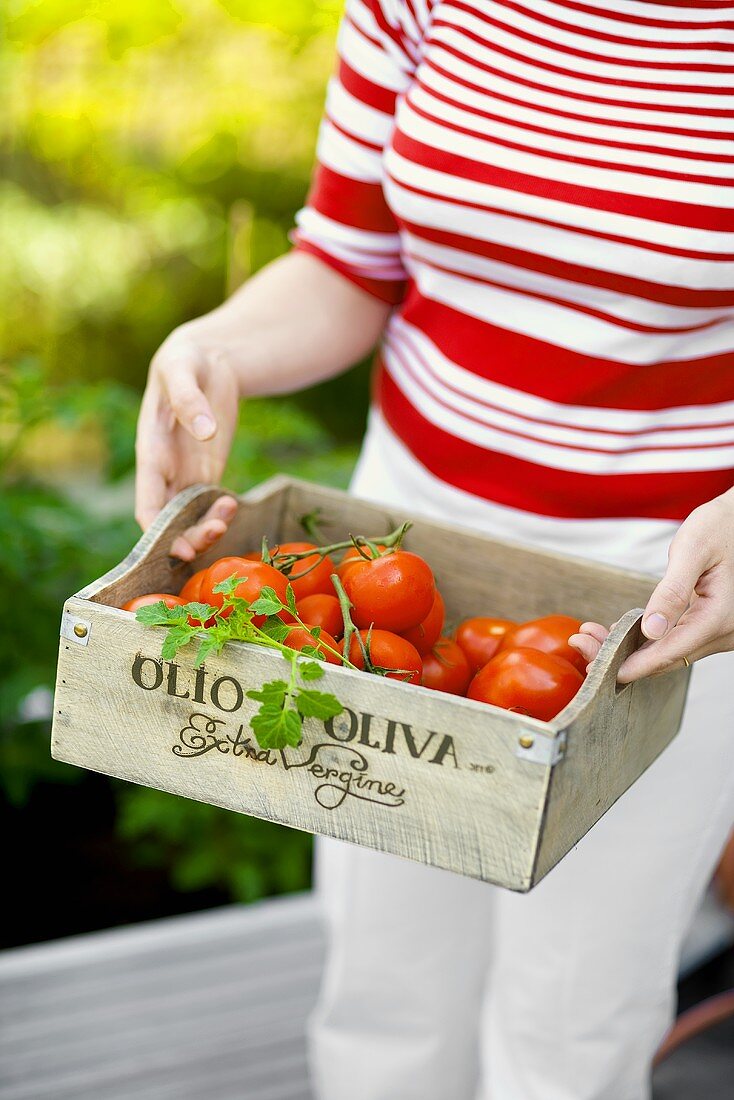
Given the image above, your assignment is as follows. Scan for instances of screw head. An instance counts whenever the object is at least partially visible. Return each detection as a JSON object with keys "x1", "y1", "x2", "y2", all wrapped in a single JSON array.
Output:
[
  {"x1": 73, "y1": 623, "x2": 88, "y2": 639},
  {"x1": 518, "y1": 734, "x2": 534, "y2": 750}
]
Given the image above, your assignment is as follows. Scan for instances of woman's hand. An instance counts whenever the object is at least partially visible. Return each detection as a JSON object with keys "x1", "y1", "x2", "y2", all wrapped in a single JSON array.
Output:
[
  {"x1": 569, "y1": 489, "x2": 734, "y2": 683},
  {"x1": 134, "y1": 251, "x2": 391, "y2": 560},
  {"x1": 135, "y1": 329, "x2": 240, "y2": 562}
]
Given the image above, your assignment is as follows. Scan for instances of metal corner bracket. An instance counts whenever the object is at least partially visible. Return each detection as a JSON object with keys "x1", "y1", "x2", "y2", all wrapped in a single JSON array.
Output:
[
  {"x1": 61, "y1": 609, "x2": 91, "y2": 646},
  {"x1": 515, "y1": 730, "x2": 566, "y2": 767}
]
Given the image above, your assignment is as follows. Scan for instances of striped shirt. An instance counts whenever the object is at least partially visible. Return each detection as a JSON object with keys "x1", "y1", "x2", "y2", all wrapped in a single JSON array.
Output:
[{"x1": 294, "y1": 0, "x2": 734, "y2": 522}]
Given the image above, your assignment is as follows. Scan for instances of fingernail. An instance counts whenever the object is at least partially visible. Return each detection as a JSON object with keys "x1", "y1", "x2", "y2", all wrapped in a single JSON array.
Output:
[
  {"x1": 192, "y1": 414, "x2": 215, "y2": 440},
  {"x1": 643, "y1": 613, "x2": 668, "y2": 640}
]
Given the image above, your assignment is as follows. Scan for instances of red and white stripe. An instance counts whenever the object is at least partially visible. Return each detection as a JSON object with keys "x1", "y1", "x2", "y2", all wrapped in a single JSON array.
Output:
[{"x1": 295, "y1": 0, "x2": 734, "y2": 521}]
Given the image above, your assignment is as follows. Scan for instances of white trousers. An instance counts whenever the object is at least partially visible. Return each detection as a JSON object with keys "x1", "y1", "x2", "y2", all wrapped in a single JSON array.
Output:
[{"x1": 307, "y1": 412, "x2": 734, "y2": 1100}]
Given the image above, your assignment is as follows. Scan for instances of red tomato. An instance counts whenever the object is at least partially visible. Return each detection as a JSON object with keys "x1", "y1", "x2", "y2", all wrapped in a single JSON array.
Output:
[
  {"x1": 283, "y1": 625, "x2": 341, "y2": 664},
  {"x1": 402, "y1": 590, "x2": 445, "y2": 655},
  {"x1": 272, "y1": 541, "x2": 336, "y2": 600},
  {"x1": 500, "y1": 614, "x2": 586, "y2": 674},
  {"x1": 468, "y1": 647, "x2": 583, "y2": 722},
  {"x1": 455, "y1": 616, "x2": 516, "y2": 672},
  {"x1": 336, "y1": 543, "x2": 388, "y2": 584},
  {"x1": 178, "y1": 569, "x2": 207, "y2": 603},
  {"x1": 341, "y1": 629, "x2": 423, "y2": 685},
  {"x1": 201, "y1": 557, "x2": 289, "y2": 625},
  {"x1": 122, "y1": 593, "x2": 185, "y2": 612},
  {"x1": 342, "y1": 551, "x2": 435, "y2": 633},
  {"x1": 421, "y1": 637, "x2": 472, "y2": 696},
  {"x1": 294, "y1": 593, "x2": 344, "y2": 639}
]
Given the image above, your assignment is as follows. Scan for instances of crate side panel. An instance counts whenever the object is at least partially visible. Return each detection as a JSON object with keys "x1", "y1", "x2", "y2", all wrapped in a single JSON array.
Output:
[
  {"x1": 282, "y1": 482, "x2": 657, "y2": 628},
  {"x1": 52, "y1": 601, "x2": 549, "y2": 891},
  {"x1": 533, "y1": 644, "x2": 689, "y2": 884},
  {"x1": 91, "y1": 485, "x2": 290, "y2": 608}
]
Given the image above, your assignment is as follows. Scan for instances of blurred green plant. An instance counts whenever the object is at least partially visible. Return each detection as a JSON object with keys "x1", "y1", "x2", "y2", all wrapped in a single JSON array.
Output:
[
  {"x1": 117, "y1": 790, "x2": 313, "y2": 901},
  {"x1": 0, "y1": 361, "x2": 141, "y2": 801},
  {"x1": 2, "y1": 0, "x2": 343, "y2": 391},
  {"x1": 0, "y1": 357, "x2": 358, "y2": 905},
  {"x1": 1, "y1": 0, "x2": 373, "y2": 922}
]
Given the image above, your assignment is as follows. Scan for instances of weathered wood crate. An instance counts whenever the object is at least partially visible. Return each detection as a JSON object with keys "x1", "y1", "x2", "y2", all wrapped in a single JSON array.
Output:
[{"x1": 51, "y1": 476, "x2": 690, "y2": 891}]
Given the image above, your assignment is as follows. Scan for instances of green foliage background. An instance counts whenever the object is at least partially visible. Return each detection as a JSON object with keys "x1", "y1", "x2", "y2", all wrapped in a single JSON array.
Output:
[{"x1": 1, "y1": 0, "x2": 371, "y2": 925}]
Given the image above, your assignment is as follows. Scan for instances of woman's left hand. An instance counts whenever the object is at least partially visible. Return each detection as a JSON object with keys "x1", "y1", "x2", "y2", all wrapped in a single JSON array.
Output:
[{"x1": 569, "y1": 488, "x2": 734, "y2": 683}]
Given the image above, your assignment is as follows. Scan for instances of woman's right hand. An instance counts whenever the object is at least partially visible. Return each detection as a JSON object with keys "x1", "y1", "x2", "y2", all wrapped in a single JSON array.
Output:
[
  {"x1": 134, "y1": 251, "x2": 392, "y2": 560},
  {"x1": 135, "y1": 325, "x2": 240, "y2": 561}
]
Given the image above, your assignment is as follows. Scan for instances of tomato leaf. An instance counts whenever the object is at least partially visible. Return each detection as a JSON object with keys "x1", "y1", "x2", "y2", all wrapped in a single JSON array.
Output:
[
  {"x1": 194, "y1": 633, "x2": 223, "y2": 668},
  {"x1": 226, "y1": 596, "x2": 250, "y2": 613},
  {"x1": 299, "y1": 661, "x2": 324, "y2": 682},
  {"x1": 246, "y1": 681, "x2": 289, "y2": 706},
  {"x1": 250, "y1": 704, "x2": 302, "y2": 749},
  {"x1": 213, "y1": 573, "x2": 242, "y2": 596},
  {"x1": 295, "y1": 689, "x2": 342, "y2": 720},
  {"x1": 184, "y1": 601, "x2": 217, "y2": 624},
  {"x1": 248, "y1": 586, "x2": 285, "y2": 617},
  {"x1": 134, "y1": 602, "x2": 185, "y2": 627},
  {"x1": 258, "y1": 616, "x2": 290, "y2": 643},
  {"x1": 161, "y1": 624, "x2": 196, "y2": 660}
]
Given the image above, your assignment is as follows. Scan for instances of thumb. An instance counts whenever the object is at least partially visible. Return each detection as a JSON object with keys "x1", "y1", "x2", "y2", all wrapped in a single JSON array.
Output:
[
  {"x1": 642, "y1": 536, "x2": 707, "y2": 641},
  {"x1": 155, "y1": 339, "x2": 218, "y2": 442}
]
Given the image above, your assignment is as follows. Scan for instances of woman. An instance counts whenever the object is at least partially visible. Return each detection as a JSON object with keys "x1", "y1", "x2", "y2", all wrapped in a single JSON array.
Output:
[{"x1": 135, "y1": 2, "x2": 734, "y2": 1097}]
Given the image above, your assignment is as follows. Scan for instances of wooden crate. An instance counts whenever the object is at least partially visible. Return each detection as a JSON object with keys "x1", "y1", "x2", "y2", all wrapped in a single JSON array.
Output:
[{"x1": 51, "y1": 476, "x2": 690, "y2": 891}]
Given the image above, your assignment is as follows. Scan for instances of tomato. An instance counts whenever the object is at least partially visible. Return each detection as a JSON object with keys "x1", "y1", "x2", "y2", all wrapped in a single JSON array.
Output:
[
  {"x1": 455, "y1": 616, "x2": 516, "y2": 672},
  {"x1": 273, "y1": 541, "x2": 336, "y2": 600},
  {"x1": 122, "y1": 593, "x2": 185, "y2": 612},
  {"x1": 500, "y1": 614, "x2": 586, "y2": 674},
  {"x1": 342, "y1": 551, "x2": 435, "y2": 632},
  {"x1": 179, "y1": 569, "x2": 208, "y2": 603},
  {"x1": 402, "y1": 590, "x2": 445, "y2": 655},
  {"x1": 201, "y1": 556, "x2": 289, "y2": 625},
  {"x1": 294, "y1": 593, "x2": 344, "y2": 639},
  {"x1": 283, "y1": 625, "x2": 341, "y2": 664},
  {"x1": 336, "y1": 543, "x2": 388, "y2": 583},
  {"x1": 421, "y1": 637, "x2": 472, "y2": 696},
  {"x1": 341, "y1": 629, "x2": 423, "y2": 685},
  {"x1": 468, "y1": 647, "x2": 583, "y2": 722}
]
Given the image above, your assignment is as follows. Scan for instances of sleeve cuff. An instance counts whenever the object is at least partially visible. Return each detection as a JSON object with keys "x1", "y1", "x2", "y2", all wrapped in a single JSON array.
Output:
[{"x1": 292, "y1": 236, "x2": 407, "y2": 306}]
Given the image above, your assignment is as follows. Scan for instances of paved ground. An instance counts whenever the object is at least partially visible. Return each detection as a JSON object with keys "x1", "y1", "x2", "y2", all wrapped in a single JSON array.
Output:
[
  {"x1": 654, "y1": 1013, "x2": 734, "y2": 1100},
  {"x1": 0, "y1": 894, "x2": 731, "y2": 1100},
  {"x1": 653, "y1": 946, "x2": 734, "y2": 1100}
]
